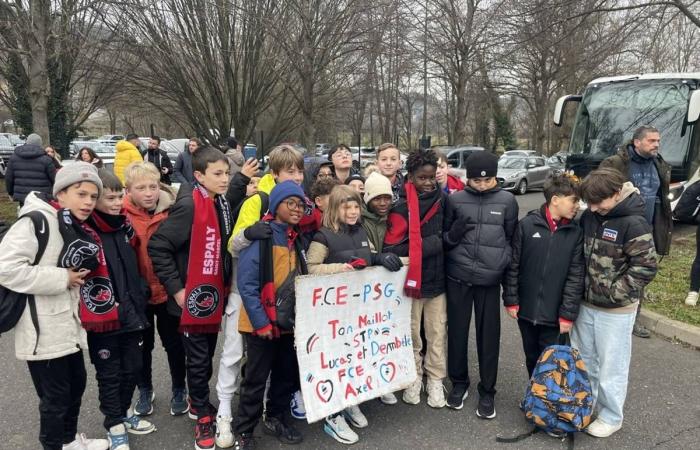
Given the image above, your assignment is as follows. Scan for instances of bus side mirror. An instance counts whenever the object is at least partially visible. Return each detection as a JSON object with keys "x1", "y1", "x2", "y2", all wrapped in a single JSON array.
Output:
[
  {"x1": 687, "y1": 90, "x2": 700, "y2": 124},
  {"x1": 553, "y1": 95, "x2": 582, "y2": 126}
]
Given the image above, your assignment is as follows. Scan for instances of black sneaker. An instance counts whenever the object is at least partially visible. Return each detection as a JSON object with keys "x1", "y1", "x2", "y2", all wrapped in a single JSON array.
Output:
[
  {"x1": 446, "y1": 385, "x2": 468, "y2": 410},
  {"x1": 262, "y1": 416, "x2": 303, "y2": 445},
  {"x1": 633, "y1": 323, "x2": 651, "y2": 338},
  {"x1": 476, "y1": 395, "x2": 496, "y2": 419},
  {"x1": 234, "y1": 433, "x2": 256, "y2": 450}
]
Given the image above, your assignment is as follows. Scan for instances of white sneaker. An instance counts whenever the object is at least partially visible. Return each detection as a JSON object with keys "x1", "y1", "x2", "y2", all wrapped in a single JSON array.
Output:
[
  {"x1": 63, "y1": 433, "x2": 110, "y2": 450},
  {"x1": 216, "y1": 415, "x2": 234, "y2": 448},
  {"x1": 402, "y1": 379, "x2": 422, "y2": 405},
  {"x1": 380, "y1": 392, "x2": 398, "y2": 405},
  {"x1": 343, "y1": 404, "x2": 368, "y2": 428},
  {"x1": 586, "y1": 419, "x2": 622, "y2": 438},
  {"x1": 426, "y1": 379, "x2": 447, "y2": 408},
  {"x1": 107, "y1": 424, "x2": 129, "y2": 450},
  {"x1": 685, "y1": 291, "x2": 699, "y2": 306},
  {"x1": 324, "y1": 414, "x2": 359, "y2": 444},
  {"x1": 290, "y1": 389, "x2": 306, "y2": 420}
]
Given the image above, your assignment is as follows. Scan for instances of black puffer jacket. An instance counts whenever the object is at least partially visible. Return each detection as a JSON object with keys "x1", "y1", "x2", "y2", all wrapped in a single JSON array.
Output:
[
  {"x1": 5, "y1": 143, "x2": 56, "y2": 203},
  {"x1": 148, "y1": 182, "x2": 234, "y2": 317},
  {"x1": 89, "y1": 212, "x2": 149, "y2": 335},
  {"x1": 503, "y1": 205, "x2": 584, "y2": 326},
  {"x1": 384, "y1": 186, "x2": 447, "y2": 298},
  {"x1": 444, "y1": 185, "x2": 518, "y2": 286}
]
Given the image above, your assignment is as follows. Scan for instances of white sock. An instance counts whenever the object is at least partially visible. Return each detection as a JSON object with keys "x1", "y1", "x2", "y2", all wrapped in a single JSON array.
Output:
[{"x1": 218, "y1": 400, "x2": 232, "y2": 418}]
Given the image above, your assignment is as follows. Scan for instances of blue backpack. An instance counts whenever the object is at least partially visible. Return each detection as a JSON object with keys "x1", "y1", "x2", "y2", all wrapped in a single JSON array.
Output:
[{"x1": 498, "y1": 343, "x2": 593, "y2": 447}]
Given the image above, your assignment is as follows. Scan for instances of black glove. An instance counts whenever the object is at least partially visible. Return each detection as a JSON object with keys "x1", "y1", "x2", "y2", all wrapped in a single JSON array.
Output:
[
  {"x1": 447, "y1": 215, "x2": 473, "y2": 243},
  {"x1": 243, "y1": 222, "x2": 272, "y2": 241},
  {"x1": 375, "y1": 253, "x2": 403, "y2": 272}
]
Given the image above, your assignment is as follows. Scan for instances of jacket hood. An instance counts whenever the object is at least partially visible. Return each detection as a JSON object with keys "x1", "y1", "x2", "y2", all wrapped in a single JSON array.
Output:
[
  {"x1": 14, "y1": 143, "x2": 47, "y2": 159},
  {"x1": 258, "y1": 173, "x2": 277, "y2": 195},
  {"x1": 604, "y1": 182, "x2": 645, "y2": 218},
  {"x1": 115, "y1": 140, "x2": 139, "y2": 154},
  {"x1": 361, "y1": 203, "x2": 386, "y2": 223},
  {"x1": 19, "y1": 192, "x2": 57, "y2": 216}
]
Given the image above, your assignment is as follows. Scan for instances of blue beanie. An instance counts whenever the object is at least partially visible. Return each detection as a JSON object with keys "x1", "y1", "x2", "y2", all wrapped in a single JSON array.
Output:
[{"x1": 269, "y1": 180, "x2": 306, "y2": 216}]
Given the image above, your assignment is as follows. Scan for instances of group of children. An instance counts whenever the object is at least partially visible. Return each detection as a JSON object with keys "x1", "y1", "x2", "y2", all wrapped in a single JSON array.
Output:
[{"x1": 0, "y1": 140, "x2": 657, "y2": 450}]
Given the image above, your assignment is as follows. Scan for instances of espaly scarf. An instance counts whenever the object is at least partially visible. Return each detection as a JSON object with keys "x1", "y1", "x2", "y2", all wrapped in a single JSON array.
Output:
[
  {"x1": 53, "y1": 203, "x2": 120, "y2": 332},
  {"x1": 179, "y1": 183, "x2": 233, "y2": 333}
]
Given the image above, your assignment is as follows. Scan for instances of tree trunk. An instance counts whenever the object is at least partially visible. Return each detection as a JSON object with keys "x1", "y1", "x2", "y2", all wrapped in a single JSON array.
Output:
[{"x1": 27, "y1": 0, "x2": 50, "y2": 143}]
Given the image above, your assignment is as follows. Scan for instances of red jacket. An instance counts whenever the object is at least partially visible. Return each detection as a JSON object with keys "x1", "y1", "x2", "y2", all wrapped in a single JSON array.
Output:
[{"x1": 445, "y1": 175, "x2": 465, "y2": 194}]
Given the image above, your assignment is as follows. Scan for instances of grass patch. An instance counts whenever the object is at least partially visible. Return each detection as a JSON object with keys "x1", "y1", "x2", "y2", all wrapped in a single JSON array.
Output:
[
  {"x1": 646, "y1": 229, "x2": 700, "y2": 327},
  {"x1": 0, "y1": 183, "x2": 16, "y2": 225}
]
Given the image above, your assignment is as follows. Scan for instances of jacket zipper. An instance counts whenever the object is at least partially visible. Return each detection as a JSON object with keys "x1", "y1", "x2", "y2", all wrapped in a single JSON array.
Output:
[
  {"x1": 533, "y1": 224, "x2": 554, "y2": 326},
  {"x1": 472, "y1": 195, "x2": 483, "y2": 274},
  {"x1": 585, "y1": 220, "x2": 605, "y2": 302}
]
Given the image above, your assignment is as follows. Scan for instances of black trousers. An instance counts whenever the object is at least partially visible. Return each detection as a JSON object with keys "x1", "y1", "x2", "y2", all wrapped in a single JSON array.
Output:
[
  {"x1": 447, "y1": 280, "x2": 500, "y2": 397},
  {"x1": 517, "y1": 319, "x2": 560, "y2": 377},
  {"x1": 235, "y1": 333, "x2": 298, "y2": 434},
  {"x1": 182, "y1": 332, "x2": 218, "y2": 415},
  {"x1": 691, "y1": 223, "x2": 700, "y2": 292},
  {"x1": 138, "y1": 302, "x2": 186, "y2": 391},
  {"x1": 27, "y1": 351, "x2": 87, "y2": 450},
  {"x1": 87, "y1": 331, "x2": 143, "y2": 429}
]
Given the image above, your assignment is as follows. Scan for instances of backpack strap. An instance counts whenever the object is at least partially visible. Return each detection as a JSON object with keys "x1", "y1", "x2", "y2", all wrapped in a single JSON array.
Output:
[
  {"x1": 258, "y1": 191, "x2": 270, "y2": 218},
  {"x1": 19, "y1": 211, "x2": 49, "y2": 355},
  {"x1": 496, "y1": 427, "x2": 539, "y2": 444}
]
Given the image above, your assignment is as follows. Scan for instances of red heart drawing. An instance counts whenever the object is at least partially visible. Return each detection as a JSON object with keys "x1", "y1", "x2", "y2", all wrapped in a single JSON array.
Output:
[{"x1": 316, "y1": 379, "x2": 334, "y2": 403}]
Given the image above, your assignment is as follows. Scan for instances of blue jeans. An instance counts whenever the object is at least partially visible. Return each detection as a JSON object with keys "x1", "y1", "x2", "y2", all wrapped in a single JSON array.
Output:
[{"x1": 570, "y1": 304, "x2": 636, "y2": 426}]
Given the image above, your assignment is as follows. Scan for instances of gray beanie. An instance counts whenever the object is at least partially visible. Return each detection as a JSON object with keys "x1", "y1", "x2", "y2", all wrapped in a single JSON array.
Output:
[
  {"x1": 53, "y1": 162, "x2": 103, "y2": 197},
  {"x1": 26, "y1": 133, "x2": 42, "y2": 147}
]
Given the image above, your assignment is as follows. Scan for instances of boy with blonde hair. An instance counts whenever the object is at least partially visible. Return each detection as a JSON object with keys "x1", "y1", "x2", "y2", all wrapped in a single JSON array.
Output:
[{"x1": 123, "y1": 162, "x2": 189, "y2": 418}]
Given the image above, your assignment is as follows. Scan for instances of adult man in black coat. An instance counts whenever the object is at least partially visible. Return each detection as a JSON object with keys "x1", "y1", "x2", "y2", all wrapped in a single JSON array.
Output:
[
  {"x1": 144, "y1": 136, "x2": 174, "y2": 185},
  {"x1": 5, "y1": 133, "x2": 56, "y2": 206}
]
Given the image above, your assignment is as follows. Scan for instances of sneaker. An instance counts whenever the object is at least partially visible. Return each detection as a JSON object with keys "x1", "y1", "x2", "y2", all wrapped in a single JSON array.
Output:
[
  {"x1": 633, "y1": 323, "x2": 651, "y2": 338},
  {"x1": 343, "y1": 404, "x2": 368, "y2": 428},
  {"x1": 216, "y1": 415, "x2": 234, "y2": 448},
  {"x1": 262, "y1": 416, "x2": 303, "y2": 444},
  {"x1": 195, "y1": 415, "x2": 217, "y2": 450},
  {"x1": 133, "y1": 388, "x2": 154, "y2": 416},
  {"x1": 324, "y1": 414, "x2": 359, "y2": 444},
  {"x1": 63, "y1": 433, "x2": 109, "y2": 450},
  {"x1": 189, "y1": 402, "x2": 217, "y2": 420},
  {"x1": 402, "y1": 379, "x2": 422, "y2": 405},
  {"x1": 290, "y1": 390, "x2": 306, "y2": 420},
  {"x1": 107, "y1": 424, "x2": 129, "y2": 450},
  {"x1": 446, "y1": 385, "x2": 468, "y2": 410},
  {"x1": 685, "y1": 291, "x2": 699, "y2": 306},
  {"x1": 476, "y1": 395, "x2": 496, "y2": 419},
  {"x1": 379, "y1": 392, "x2": 398, "y2": 405},
  {"x1": 586, "y1": 418, "x2": 622, "y2": 438},
  {"x1": 122, "y1": 415, "x2": 156, "y2": 435},
  {"x1": 426, "y1": 379, "x2": 446, "y2": 409},
  {"x1": 233, "y1": 433, "x2": 255, "y2": 450},
  {"x1": 171, "y1": 388, "x2": 190, "y2": 416}
]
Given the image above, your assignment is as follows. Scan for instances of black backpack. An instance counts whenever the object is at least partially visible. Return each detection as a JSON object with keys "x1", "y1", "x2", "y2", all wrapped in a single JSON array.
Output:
[
  {"x1": 673, "y1": 181, "x2": 700, "y2": 223},
  {"x1": 0, "y1": 211, "x2": 50, "y2": 342}
]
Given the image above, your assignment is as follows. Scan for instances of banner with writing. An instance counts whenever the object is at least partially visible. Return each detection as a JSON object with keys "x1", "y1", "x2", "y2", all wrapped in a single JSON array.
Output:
[{"x1": 294, "y1": 266, "x2": 416, "y2": 423}]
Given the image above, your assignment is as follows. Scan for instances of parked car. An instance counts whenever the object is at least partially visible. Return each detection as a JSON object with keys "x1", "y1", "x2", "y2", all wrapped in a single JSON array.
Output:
[
  {"x1": 159, "y1": 140, "x2": 182, "y2": 163},
  {"x1": 547, "y1": 153, "x2": 568, "y2": 175},
  {"x1": 98, "y1": 134, "x2": 124, "y2": 143},
  {"x1": 497, "y1": 156, "x2": 552, "y2": 195},
  {"x1": 69, "y1": 141, "x2": 115, "y2": 159},
  {"x1": 0, "y1": 155, "x2": 6, "y2": 178},
  {"x1": 315, "y1": 143, "x2": 332, "y2": 156},
  {"x1": 0, "y1": 133, "x2": 24, "y2": 147},
  {"x1": 0, "y1": 135, "x2": 16, "y2": 173},
  {"x1": 446, "y1": 146, "x2": 485, "y2": 170},
  {"x1": 501, "y1": 149, "x2": 540, "y2": 158}
]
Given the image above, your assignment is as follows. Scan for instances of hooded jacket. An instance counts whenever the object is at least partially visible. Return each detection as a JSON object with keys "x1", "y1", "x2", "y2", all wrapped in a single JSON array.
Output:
[
  {"x1": 361, "y1": 204, "x2": 387, "y2": 253},
  {"x1": 503, "y1": 205, "x2": 584, "y2": 326},
  {"x1": 147, "y1": 182, "x2": 233, "y2": 317},
  {"x1": 600, "y1": 143, "x2": 672, "y2": 255},
  {"x1": 0, "y1": 193, "x2": 84, "y2": 360},
  {"x1": 124, "y1": 186, "x2": 176, "y2": 305},
  {"x1": 444, "y1": 185, "x2": 519, "y2": 286},
  {"x1": 114, "y1": 141, "x2": 143, "y2": 185},
  {"x1": 5, "y1": 143, "x2": 56, "y2": 203},
  {"x1": 580, "y1": 182, "x2": 658, "y2": 309},
  {"x1": 384, "y1": 186, "x2": 447, "y2": 298}
]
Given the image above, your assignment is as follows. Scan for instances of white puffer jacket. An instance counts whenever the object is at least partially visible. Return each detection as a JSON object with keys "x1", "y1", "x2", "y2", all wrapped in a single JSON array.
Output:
[{"x1": 0, "y1": 193, "x2": 85, "y2": 360}]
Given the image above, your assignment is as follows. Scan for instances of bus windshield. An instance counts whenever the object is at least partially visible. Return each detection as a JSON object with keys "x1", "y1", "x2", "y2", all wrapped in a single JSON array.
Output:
[{"x1": 569, "y1": 80, "x2": 695, "y2": 166}]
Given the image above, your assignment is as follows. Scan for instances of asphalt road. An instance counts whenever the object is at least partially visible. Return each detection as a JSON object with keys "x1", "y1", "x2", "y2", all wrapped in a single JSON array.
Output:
[{"x1": 2, "y1": 191, "x2": 699, "y2": 450}]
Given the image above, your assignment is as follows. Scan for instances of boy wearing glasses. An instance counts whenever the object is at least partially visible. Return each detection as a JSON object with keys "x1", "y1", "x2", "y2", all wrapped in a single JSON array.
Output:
[{"x1": 233, "y1": 181, "x2": 309, "y2": 449}]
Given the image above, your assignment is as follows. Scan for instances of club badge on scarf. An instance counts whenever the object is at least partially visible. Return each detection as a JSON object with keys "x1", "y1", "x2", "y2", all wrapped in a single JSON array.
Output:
[
  {"x1": 54, "y1": 207, "x2": 120, "y2": 332},
  {"x1": 179, "y1": 184, "x2": 231, "y2": 333}
]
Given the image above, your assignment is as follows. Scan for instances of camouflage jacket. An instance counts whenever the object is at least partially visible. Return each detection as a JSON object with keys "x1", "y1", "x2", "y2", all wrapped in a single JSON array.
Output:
[{"x1": 580, "y1": 184, "x2": 658, "y2": 308}]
